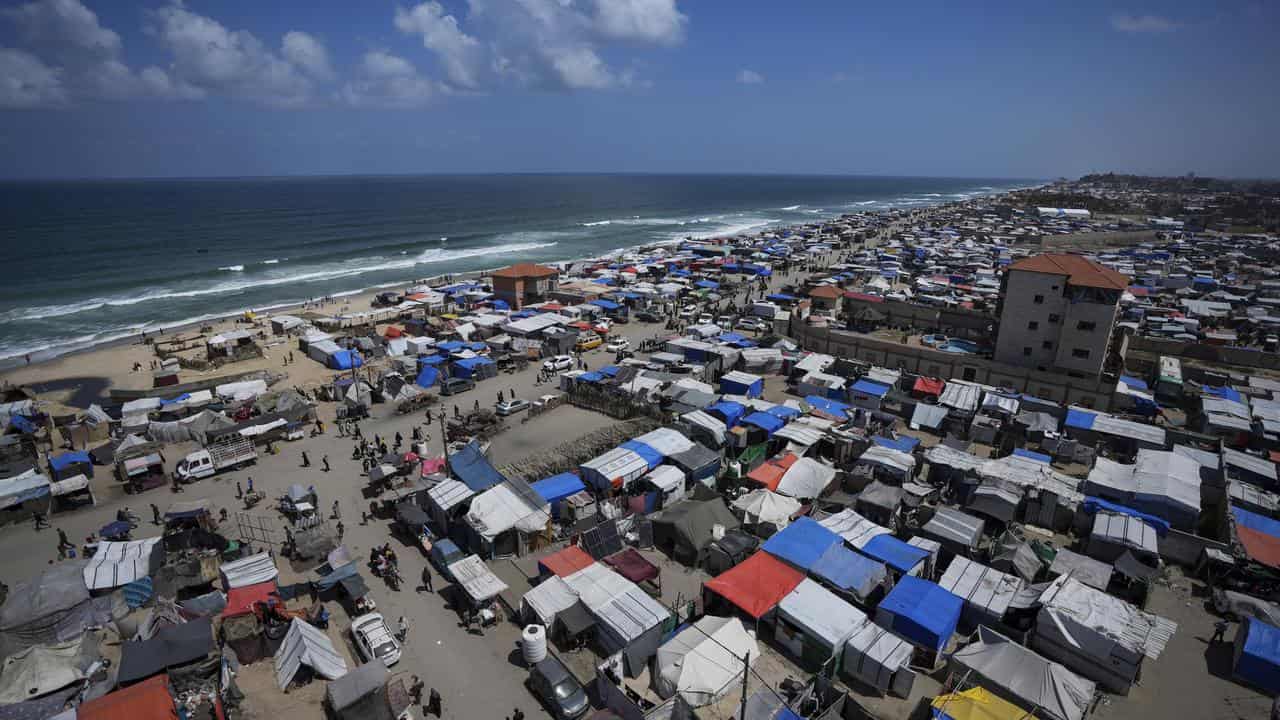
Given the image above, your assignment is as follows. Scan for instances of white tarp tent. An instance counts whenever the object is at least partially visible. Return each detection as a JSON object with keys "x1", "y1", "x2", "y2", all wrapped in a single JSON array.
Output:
[
  {"x1": 642, "y1": 465, "x2": 687, "y2": 505},
  {"x1": 580, "y1": 447, "x2": 650, "y2": 490},
  {"x1": 83, "y1": 537, "x2": 162, "y2": 590},
  {"x1": 842, "y1": 621, "x2": 915, "y2": 695},
  {"x1": 857, "y1": 446, "x2": 916, "y2": 478},
  {"x1": 732, "y1": 489, "x2": 800, "y2": 527},
  {"x1": 521, "y1": 575, "x2": 579, "y2": 626},
  {"x1": 681, "y1": 411, "x2": 727, "y2": 446},
  {"x1": 449, "y1": 555, "x2": 509, "y2": 603},
  {"x1": 216, "y1": 380, "x2": 268, "y2": 402},
  {"x1": 778, "y1": 578, "x2": 867, "y2": 656},
  {"x1": 937, "y1": 556, "x2": 1023, "y2": 627},
  {"x1": 951, "y1": 626, "x2": 1095, "y2": 720},
  {"x1": 274, "y1": 618, "x2": 347, "y2": 690},
  {"x1": 465, "y1": 483, "x2": 550, "y2": 541},
  {"x1": 655, "y1": 616, "x2": 758, "y2": 707},
  {"x1": 220, "y1": 552, "x2": 278, "y2": 590},
  {"x1": 776, "y1": 457, "x2": 836, "y2": 499},
  {"x1": 0, "y1": 632, "x2": 99, "y2": 705},
  {"x1": 819, "y1": 509, "x2": 890, "y2": 549},
  {"x1": 633, "y1": 428, "x2": 695, "y2": 457},
  {"x1": 427, "y1": 478, "x2": 474, "y2": 511}
]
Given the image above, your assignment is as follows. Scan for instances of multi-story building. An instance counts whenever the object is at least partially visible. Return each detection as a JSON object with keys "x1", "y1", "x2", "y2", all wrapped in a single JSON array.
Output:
[
  {"x1": 491, "y1": 263, "x2": 559, "y2": 309},
  {"x1": 994, "y1": 254, "x2": 1128, "y2": 378}
]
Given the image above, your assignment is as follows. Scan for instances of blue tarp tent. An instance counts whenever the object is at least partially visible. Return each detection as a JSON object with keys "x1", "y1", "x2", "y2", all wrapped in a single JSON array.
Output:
[
  {"x1": 417, "y1": 354, "x2": 447, "y2": 366},
  {"x1": 766, "y1": 293, "x2": 797, "y2": 302},
  {"x1": 1204, "y1": 385, "x2": 1243, "y2": 403},
  {"x1": 851, "y1": 379, "x2": 891, "y2": 398},
  {"x1": 50, "y1": 451, "x2": 93, "y2": 479},
  {"x1": 532, "y1": 473, "x2": 587, "y2": 519},
  {"x1": 741, "y1": 412, "x2": 785, "y2": 436},
  {"x1": 1012, "y1": 448, "x2": 1051, "y2": 464},
  {"x1": 873, "y1": 435, "x2": 919, "y2": 454},
  {"x1": 1064, "y1": 408, "x2": 1096, "y2": 430},
  {"x1": 330, "y1": 350, "x2": 363, "y2": 370},
  {"x1": 761, "y1": 517, "x2": 841, "y2": 571},
  {"x1": 707, "y1": 401, "x2": 747, "y2": 427},
  {"x1": 1119, "y1": 375, "x2": 1149, "y2": 391},
  {"x1": 876, "y1": 576, "x2": 962, "y2": 654},
  {"x1": 766, "y1": 405, "x2": 801, "y2": 421},
  {"x1": 489, "y1": 299, "x2": 510, "y2": 310},
  {"x1": 805, "y1": 395, "x2": 851, "y2": 419},
  {"x1": 695, "y1": 280, "x2": 719, "y2": 289},
  {"x1": 620, "y1": 440, "x2": 663, "y2": 470},
  {"x1": 590, "y1": 299, "x2": 621, "y2": 311},
  {"x1": 437, "y1": 341, "x2": 465, "y2": 353},
  {"x1": 1084, "y1": 496, "x2": 1171, "y2": 535},
  {"x1": 8, "y1": 416, "x2": 36, "y2": 434},
  {"x1": 578, "y1": 371, "x2": 605, "y2": 383},
  {"x1": 314, "y1": 562, "x2": 359, "y2": 591},
  {"x1": 415, "y1": 366, "x2": 439, "y2": 388},
  {"x1": 811, "y1": 543, "x2": 887, "y2": 600},
  {"x1": 452, "y1": 356, "x2": 494, "y2": 378},
  {"x1": 720, "y1": 373, "x2": 764, "y2": 398},
  {"x1": 599, "y1": 366, "x2": 620, "y2": 377},
  {"x1": 860, "y1": 534, "x2": 930, "y2": 574},
  {"x1": 1236, "y1": 617, "x2": 1280, "y2": 694},
  {"x1": 449, "y1": 441, "x2": 505, "y2": 493}
]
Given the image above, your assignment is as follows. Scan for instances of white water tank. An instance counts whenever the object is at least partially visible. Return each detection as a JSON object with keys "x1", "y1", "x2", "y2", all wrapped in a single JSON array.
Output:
[{"x1": 522, "y1": 624, "x2": 547, "y2": 664}]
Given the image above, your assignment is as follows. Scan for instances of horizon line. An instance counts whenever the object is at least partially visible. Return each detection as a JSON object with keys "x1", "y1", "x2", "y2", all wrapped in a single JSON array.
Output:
[{"x1": 0, "y1": 170, "x2": 1050, "y2": 184}]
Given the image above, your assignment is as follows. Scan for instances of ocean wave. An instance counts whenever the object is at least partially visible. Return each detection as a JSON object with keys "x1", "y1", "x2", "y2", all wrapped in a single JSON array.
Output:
[
  {"x1": 581, "y1": 220, "x2": 612, "y2": 227},
  {"x1": 675, "y1": 217, "x2": 781, "y2": 241},
  {"x1": 780, "y1": 205, "x2": 801, "y2": 211},
  {"x1": 263, "y1": 258, "x2": 280, "y2": 264},
  {"x1": 220, "y1": 265, "x2": 245, "y2": 272}
]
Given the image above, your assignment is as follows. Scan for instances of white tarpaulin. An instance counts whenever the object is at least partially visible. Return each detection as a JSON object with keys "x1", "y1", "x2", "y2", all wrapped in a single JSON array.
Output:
[
  {"x1": 274, "y1": 618, "x2": 347, "y2": 690},
  {"x1": 681, "y1": 411, "x2": 727, "y2": 446},
  {"x1": 655, "y1": 616, "x2": 758, "y2": 707},
  {"x1": 732, "y1": 489, "x2": 800, "y2": 527},
  {"x1": 83, "y1": 537, "x2": 162, "y2": 590},
  {"x1": 427, "y1": 478, "x2": 474, "y2": 511},
  {"x1": 778, "y1": 578, "x2": 867, "y2": 652},
  {"x1": 220, "y1": 552, "x2": 278, "y2": 590},
  {"x1": 465, "y1": 483, "x2": 550, "y2": 541},
  {"x1": 49, "y1": 474, "x2": 90, "y2": 497},
  {"x1": 773, "y1": 423, "x2": 825, "y2": 448},
  {"x1": 0, "y1": 632, "x2": 99, "y2": 704},
  {"x1": 925, "y1": 445, "x2": 985, "y2": 472},
  {"x1": 939, "y1": 381, "x2": 982, "y2": 413},
  {"x1": 0, "y1": 469, "x2": 50, "y2": 508},
  {"x1": 910, "y1": 403, "x2": 949, "y2": 430},
  {"x1": 642, "y1": 465, "x2": 687, "y2": 505},
  {"x1": 818, "y1": 509, "x2": 890, "y2": 549},
  {"x1": 776, "y1": 457, "x2": 836, "y2": 498},
  {"x1": 842, "y1": 621, "x2": 915, "y2": 694},
  {"x1": 122, "y1": 397, "x2": 161, "y2": 415},
  {"x1": 857, "y1": 445, "x2": 916, "y2": 476},
  {"x1": 449, "y1": 555, "x2": 508, "y2": 603},
  {"x1": 633, "y1": 428, "x2": 695, "y2": 457},
  {"x1": 215, "y1": 380, "x2": 268, "y2": 402},
  {"x1": 938, "y1": 556, "x2": 1023, "y2": 625},
  {"x1": 952, "y1": 626, "x2": 1095, "y2": 720},
  {"x1": 521, "y1": 575, "x2": 579, "y2": 626},
  {"x1": 580, "y1": 447, "x2": 650, "y2": 490}
]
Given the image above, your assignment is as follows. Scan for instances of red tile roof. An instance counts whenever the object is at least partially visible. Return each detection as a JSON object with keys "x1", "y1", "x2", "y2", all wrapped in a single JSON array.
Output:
[
  {"x1": 808, "y1": 285, "x2": 844, "y2": 299},
  {"x1": 1008, "y1": 254, "x2": 1129, "y2": 290},
  {"x1": 843, "y1": 291, "x2": 885, "y2": 303},
  {"x1": 492, "y1": 263, "x2": 559, "y2": 279}
]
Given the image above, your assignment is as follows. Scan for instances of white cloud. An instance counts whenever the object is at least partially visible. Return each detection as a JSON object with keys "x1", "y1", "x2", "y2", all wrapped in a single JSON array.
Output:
[
  {"x1": 547, "y1": 46, "x2": 614, "y2": 89},
  {"x1": 339, "y1": 50, "x2": 436, "y2": 109},
  {"x1": 282, "y1": 31, "x2": 334, "y2": 81},
  {"x1": 589, "y1": 0, "x2": 686, "y2": 45},
  {"x1": 0, "y1": 47, "x2": 67, "y2": 108},
  {"x1": 395, "y1": 2, "x2": 485, "y2": 89},
  {"x1": 146, "y1": 2, "x2": 322, "y2": 107},
  {"x1": 1111, "y1": 13, "x2": 1178, "y2": 33},
  {"x1": 736, "y1": 68, "x2": 763, "y2": 84}
]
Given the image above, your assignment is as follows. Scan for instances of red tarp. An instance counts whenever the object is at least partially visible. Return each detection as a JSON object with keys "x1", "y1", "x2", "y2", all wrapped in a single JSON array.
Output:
[
  {"x1": 747, "y1": 453, "x2": 798, "y2": 493},
  {"x1": 1238, "y1": 526, "x2": 1280, "y2": 570},
  {"x1": 705, "y1": 551, "x2": 804, "y2": 619},
  {"x1": 843, "y1": 292, "x2": 885, "y2": 303},
  {"x1": 79, "y1": 674, "x2": 177, "y2": 720},
  {"x1": 604, "y1": 548, "x2": 660, "y2": 585},
  {"x1": 913, "y1": 377, "x2": 945, "y2": 396},
  {"x1": 384, "y1": 326, "x2": 404, "y2": 338},
  {"x1": 539, "y1": 546, "x2": 596, "y2": 578},
  {"x1": 221, "y1": 581, "x2": 280, "y2": 619}
]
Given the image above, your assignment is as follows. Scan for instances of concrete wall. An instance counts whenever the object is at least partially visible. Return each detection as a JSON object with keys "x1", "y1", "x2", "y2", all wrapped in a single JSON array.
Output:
[
  {"x1": 844, "y1": 297, "x2": 995, "y2": 341},
  {"x1": 790, "y1": 323, "x2": 1116, "y2": 410},
  {"x1": 1128, "y1": 335, "x2": 1280, "y2": 372},
  {"x1": 996, "y1": 270, "x2": 1067, "y2": 370},
  {"x1": 1160, "y1": 528, "x2": 1229, "y2": 567},
  {"x1": 1055, "y1": 293, "x2": 1117, "y2": 375}
]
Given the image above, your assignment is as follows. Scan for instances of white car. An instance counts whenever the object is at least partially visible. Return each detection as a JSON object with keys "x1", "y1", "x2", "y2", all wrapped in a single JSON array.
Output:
[
  {"x1": 736, "y1": 317, "x2": 765, "y2": 331},
  {"x1": 351, "y1": 613, "x2": 401, "y2": 666},
  {"x1": 606, "y1": 337, "x2": 631, "y2": 352},
  {"x1": 696, "y1": 313, "x2": 714, "y2": 325},
  {"x1": 678, "y1": 307, "x2": 698, "y2": 320},
  {"x1": 543, "y1": 355, "x2": 573, "y2": 372},
  {"x1": 496, "y1": 398, "x2": 531, "y2": 416}
]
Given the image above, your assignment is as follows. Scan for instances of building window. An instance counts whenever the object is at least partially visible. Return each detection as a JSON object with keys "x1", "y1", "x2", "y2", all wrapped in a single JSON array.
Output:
[
  {"x1": 963, "y1": 367, "x2": 977, "y2": 381},
  {"x1": 1048, "y1": 314, "x2": 1060, "y2": 324},
  {"x1": 1023, "y1": 347, "x2": 1032, "y2": 356},
  {"x1": 1072, "y1": 348, "x2": 1090, "y2": 359},
  {"x1": 1042, "y1": 340, "x2": 1053, "y2": 349},
  {"x1": 1033, "y1": 295, "x2": 1044, "y2": 304},
  {"x1": 1077, "y1": 321, "x2": 1097, "y2": 331},
  {"x1": 1027, "y1": 321, "x2": 1039, "y2": 330}
]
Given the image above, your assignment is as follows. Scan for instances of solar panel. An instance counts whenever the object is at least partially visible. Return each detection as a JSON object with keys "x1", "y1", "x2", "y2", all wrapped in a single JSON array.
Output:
[{"x1": 582, "y1": 519, "x2": 623, "y2": 560}]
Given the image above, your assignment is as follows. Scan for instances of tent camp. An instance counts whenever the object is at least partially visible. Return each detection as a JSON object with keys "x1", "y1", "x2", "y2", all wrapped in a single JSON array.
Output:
[
  {"x1": 650, "y1": 497, "x2": 741, "y2": 566},
  {"x1": 1233, "y1": 617, "x2": 1280, "y2": 695},
  {"x1": 83, "y1": 537, "x2": 163, "y2": 591},
  {"x1": 704, "y1": 551, "x2": 804, "y2": 620},
  {"x1": 951, "y1": 626, "x2": 1096, "y2": 720},
  {"x1": 654, "y1": 616, "x2": 758, "y2": 707},
  {"x1": 874, "y1": 576, "x2": 962, "y2": 656},
  {"x1": 841, "y1": 621, "x2": 917, "y2": 697},
  {"x1": 274, "y1": 618, "x2": 347, "y2": 690},
  {"x1": 220, "y1": 552, "x2": 278, "y2": 590},
  {"x1": 776, "y1": 578, "x2": 868, "y2": 672},
  {"x1": 564, "y1": 562, "x2": 669, "y2": 674}
]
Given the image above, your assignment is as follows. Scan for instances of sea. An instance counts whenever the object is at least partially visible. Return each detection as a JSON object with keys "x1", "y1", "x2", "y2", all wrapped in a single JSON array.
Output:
[{"x1": 0, "y1": 174, "x2": 1037, "y2": 366}]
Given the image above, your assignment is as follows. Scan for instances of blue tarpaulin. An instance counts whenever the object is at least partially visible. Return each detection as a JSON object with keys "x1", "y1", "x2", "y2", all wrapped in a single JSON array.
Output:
[
  {"x1": 695, "y1": 280, "x2": 719, "y2": 289},
  {"x1": 1237, "y1": 618, "x2": 1280, "y2": 694},
  {"x1": 532, "y1": 473, "x2": 586, "y2": 506},
  {"x1": 578, "y1": 371, "x2": 605, "y2": 383},
  {"x1": 873, "y1": 435, "x2": 919, "y2": 453},
  {"x1": 123, "y1": 577, "x2": 154, "y2": 608},
  {"x1": 50, "y1": 451, "x2": 91, "y2": 473},
  {"x1": 452, "y1": 356, "x2": 495, "y2": 378},
  {"x1": 761, "y1": 517, "x2": 842, "y2": 571},
  {"x1": 8, "y1": 416, "x2": 35, "y2": 434},
  {"x1": 860, "y1": 534, "x2": 930, "y2": 574},
  {"x1": 314, "y1": 562, "x2": 359, "y2": 591},
  {"x1": 450, "y1": 441, "x2": 505, "y2": 492},
  {"x1": 742, "y1": 412, "x2": 785, "y2": 436},
  {"x1": 1204, "y1": 385, "x2": 1243, "y2": 403},
  {"x1": 417, "y1": 354, "x2": 447, "y2": 366},
  {"x1": 1119, "y1": 375, "x2": 1149, "y2": 391},
  {"x1": 670, "y1": 269, "x2": 691, "y2": 277},
  {"x1": 720, "y1": 374, "x2": 764, "y2": 398},
  {"x1": 1233, "y1": 505, "x2": 1280, "y2": 539},
  {"x1": 1012, "y1": 448, "x2": 1051, "y2": 464},
  {"x1": 489, "y1": 299, "x2": 510, "y2": 310},
  {"x1": 851, "y1": 379, "x2": 891, "y2": 398},
  {"x1": 1084, "y1": 496, "x2": 1171, "y2": 535},
  {"x1": 590, "y1": 299, "x2": 621, "y2": 311},
  {"x1": 415, "y1": 366, "x2": 439, "y2": 388},
  {"x1": 708, "y1": 401, "x2": 747, "y2": 427},
  {"x1": 766, "y1": 405, "x2": 801, "y2": 421},
  {"x1": 1064, "y1": 408, "x2": 1097, "y2": 430},
  {"x1": 330, "y1": 350, "x2": 363, "y2": 370},
  {"x1": 159, "y1": 393, "x2": 191, "y2": 407},
  {"x1": 620, "y1": 440, "x2": 663, "y2": 470},
  {"x1": 600, "y1": 366, "x2": 620, "y2": 377},
  {"x1": 437, "y1": 341, "x2": 465, "y2": 353},
  {"x1": 805, "y1": 395, "x2": 851, "y2": 418},
  {"x1": 766, "y1": 293, "x2": 797, "y2": 302},
  {"x1": 876, "y1": 575, "x2": 963, "y2": 653},
  {"x1": 811, "y1": 543, "x2": 886, "y2": 599}
]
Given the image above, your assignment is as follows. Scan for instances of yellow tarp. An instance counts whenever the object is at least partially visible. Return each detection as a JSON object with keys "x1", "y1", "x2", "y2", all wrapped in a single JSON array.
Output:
[{"x1": 931, "y1": 687, "x2": 1031, "y2": 720}]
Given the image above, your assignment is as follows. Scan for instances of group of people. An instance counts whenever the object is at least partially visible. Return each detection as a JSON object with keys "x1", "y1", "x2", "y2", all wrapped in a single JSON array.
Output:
[{"x1": 371, "y1": 543, "x2": 401, "y2": 586}]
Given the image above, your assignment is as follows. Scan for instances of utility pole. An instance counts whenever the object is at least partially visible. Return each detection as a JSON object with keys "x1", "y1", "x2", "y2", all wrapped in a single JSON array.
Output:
[
  {"x1": 739, "y1": 650, "x2": 750, "y2": 720},
  {"x1": 437, "y1": 408, "x2": 450, "y2": 469}
]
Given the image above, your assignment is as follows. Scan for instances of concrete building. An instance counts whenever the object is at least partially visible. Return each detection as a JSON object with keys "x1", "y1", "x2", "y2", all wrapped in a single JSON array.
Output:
[
  {"x1": 491, "y1": 263, "x2": 559, "y2": 309},
  {"x1": 994, "y1": 254, "x2": 1128, "y2": 378}
]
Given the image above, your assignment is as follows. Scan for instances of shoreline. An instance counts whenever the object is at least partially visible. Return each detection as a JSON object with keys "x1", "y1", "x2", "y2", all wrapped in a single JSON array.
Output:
[{"x1": 0, "y1": 184, "x2": 1036, "y2": 380}]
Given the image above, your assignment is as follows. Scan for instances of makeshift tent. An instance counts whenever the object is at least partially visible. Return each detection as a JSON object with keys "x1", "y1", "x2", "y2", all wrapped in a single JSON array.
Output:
[
  {"x1": 654, "y1": 616, "x2": 758, "y2": 707},
  {"x1": 1233, "y1": 617, "x2": 1280, "y2": 695},
  {"x1": 0, "y1": 632, "x2": 100, "y2": 705},
  {"x1": 842, "y1": 621, "x2": 916, "y2": 696},
  {"x1": 620, "y1": 440, "x2": 663, "y2": 470},
  {"x1": 938, "y1": 557, "x2": 1023, "y2": 628},
  {"x1": 761, "y1": 517, "x2": 842, "y2": 572},
  {"x1": 117, "y1": 618, "x2": 213, "y2": 684},
  {"x1": 465, "y1": 482, "x2": 550, "y2": 545},
  {"x1": 220, "y1": 552, "x2": 278, "y2": 590},
  {"x1": 449, "y1": 555, "x2": 509, "y2": 604},
  {"x1": 0, "y1": 561, "x2": 92, "y2": 654},
  {"x1": 776, "y1": 578, "x2": 868, "y2": 670},
  {"x1": 83, "y1": 537, "x2": 163, "y2": 591},
  {"x1": 669, "y1": 443, "x2": 722, "y2": 484},
  {"x1": 747, "y1": 453, "x2": 798, "y2": 492},
  {"x1": 811, "y1": 543, "x2": 888, "y2": 602},
  {"x1": 325, "y1": 658, "x2": 411, "y2": 720},
  {"x1": 580, "y1": 447, "x2": 649, "y2": 490},
  {"x1": 538, "y1": 545, "x2": 595, "y2": 578},
  {"x1": 719, "y1": 371, "x2": 764, "y2": 398},
  {"x1": 776, "y1": 457, "x2": 837, "y2": 499},
  {"x1": 741, "y1": 412, "x2": 785, "y2": 436},
  {"x1": 532, "y1": 473, "x2": 587, "y2": 518},
  {"x1": 222, "y1": 581, "x2": 279, "y2": 619},
  {"x1": 48, "y1": 451, "x2": 92, "y2": 481},
  {"x1": 680, "y1": 411, "x2": 728, "y2": 447},
  {"x1": 521, "y1": 575, "x2": 580, "y2": 626},
  {"x1": 732, "y1": 489, "x2": 800, "y2": 527},
  {"x1": 77, "y1": 674, "x2": 177, "y2": 720},
  {"x1": 818, "y1": 509, "x2": 891, "y2": 549},
  {"x1": 805, "y1": 395, "x2": 852, "y2": 420},
  {"x1": 922, "y1": 507, "x2": 985, "y2": 552},
  {"x1": 930, "y1": 687, "x2": 1031, "y2": 720},
  {"x1": 950, "y1": 626, "x2": 1095, "y2": 720},
  {"x1": 704, "y1": 551, "x2": 804, "y2": 620},
  {"x1": 0, "y1": 469, "x2": 50, "y2": 509},
  {"x1": 706, "y1": 400, "x2": 747, "y2": 427},
  {"x1": 1232, "y1": 505, "x2": 1280, "y2": 570},
  {"x1": 449, "y1": 441, "x2": 505, "y2": 493},
  {"x1": 875, "y1": 576, "x2": 962, "y2": 654},
  {"x1": 275, "y1": 617, "x2": 347, "y2": 689},
  {"x1": 564, "y1": 563, "x2": 668, "y2": 673}
]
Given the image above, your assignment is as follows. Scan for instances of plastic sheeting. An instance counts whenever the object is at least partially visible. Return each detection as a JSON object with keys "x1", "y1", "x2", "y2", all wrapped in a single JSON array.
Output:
[
  {"x1": 761, "y1": 517, "x2": 842, "y2": 571},
  {"x1": 938, "y1": 557, "x2": 1023, "y2": 624},
  {"x1": 580, "y1": 447, "x2": 649, "y2": 491},
  {"x1": 220, "y1": 552, "x2": 278, "y2": 590},
  {"x1": 450, "y1": 555, "x2": 509, "y2": 603},
  {"x1": 704, "y1": 551, "x2": 804, "y2": 619},
  {"x1": 778, "y1": 578, "x2": 867, "y2": 652},
  {"x1": 818, "y1": 509, "x2": 890, "y2": 549},
  {"x1": 655, "y1": 616, "x2": 758, "y2": 707},
  {"x1": 0, "y1": 469, "x2": 50, "y2": 508},
  {"x1": 857, "y1": 446, "x2": 916, "y2": 476},
  {"x1": 951, "y1": 626, "x2": 1095, "y2": 720},
  {"x1": 632, "y1": 428, "x2": 695, "y2": 457},
  {"x1": 681, "y1": 411, "x2": 727, "y2": 446},
  {"x1": 426, "y1": 479, "x2": 474, "y2": 512},
  {"x1": 776, "y1": 457, "x2": 836, "y2": 499},
  {"x1": 811, "y1": 543, "x2": 887, "y2": 601},
  {"x1": 732, "y1": 489, "x2": 800, "y2": 527},
  {"x1": 1036, "y1": 576, "x2": 1177, "y2": 672},
  {"x1": 922, "y1": 507, "x2": 985, "y2": 549},
  {"x1": 466, "y1": 483, "x2": 550, "y2": 541},
  {"x1": 0, "y1": 632, "x2": 99, "y2": 705},
  {"x1": 842, "y1": 622, "x2": 914, "y2": 694},
  {"x1": 450, "y1": 441, "x2": 505, "y2": 493},
  {"x1": 875, "y1": 576, "x2": 962, "y2": 654},
  {"x1": 1235, "y1": 617, "x2": 1280, "y2": 695},
  {"x1": 274, "y1": 618, "x2": 347, "y2": 690},
  {"x1": 83, "y1": 537, "x2": 162, "y2": 590},
  {"x1": 521, "y1": 575, "x2": 579, "y2": 626}
]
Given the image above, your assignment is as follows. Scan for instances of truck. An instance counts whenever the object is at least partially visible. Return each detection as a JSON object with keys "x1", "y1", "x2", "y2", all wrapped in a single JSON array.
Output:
[{"x1": 175, "y1": 435, "x2": 257, "y2": 481}]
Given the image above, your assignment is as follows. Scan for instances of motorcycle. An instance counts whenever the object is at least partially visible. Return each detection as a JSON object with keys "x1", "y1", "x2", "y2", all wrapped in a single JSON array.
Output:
[{"x1": 243, "y1": 489, "x2": 265, "y2": 509}]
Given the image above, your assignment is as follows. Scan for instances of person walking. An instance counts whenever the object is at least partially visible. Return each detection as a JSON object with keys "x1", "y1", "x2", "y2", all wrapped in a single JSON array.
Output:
[
  {"x1": 420, "y1": 566, "x2": 433, "y2": 593},
  {"x1": 397, "y1": 615, "x2": 409, "y2": 643},
  {"x1": 332, "y1": 500, "x2": 341, "y2": 519},
  {"x1": 33, "y1": 511, "x2": 48, "y2": 531},
  {"x1": 151, "y1": 503, "x2": 162, "y2": 525},
  {"x1": 1212, "y1": 619, "x2": 1230, "y2": 644},
  {"x1": 512, "y1": 708, "x2": 525, "y2": 720},
  {"x1": 409, "y1": 676, "x2": 425, "y2": 706},
  {"x1": 427, "y1": 689, "x2": 442, "y2": 717},
  {"x1": 246, "y1": 476, "x2": 254, "y2": 494},
  {"x1": 236, "y1": 481, "x2": 243, "y2": 499},
  {"x1": 322, "y1": 455, "x2": 331, "y2": 472},
  {"x1": 57, "y1": 528, "x2": 73, "y2": 557},
  {"x1": 336, "y1": 521, "x2": 345, "y2": 541},
  {"x1": 301, "y1": 451, "x2": 311, "y2": 468}
]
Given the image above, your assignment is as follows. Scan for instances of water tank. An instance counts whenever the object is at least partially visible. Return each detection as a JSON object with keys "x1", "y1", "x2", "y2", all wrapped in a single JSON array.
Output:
[{"x1": 522, "y1": 624, "x2": 547, "y2": 664}]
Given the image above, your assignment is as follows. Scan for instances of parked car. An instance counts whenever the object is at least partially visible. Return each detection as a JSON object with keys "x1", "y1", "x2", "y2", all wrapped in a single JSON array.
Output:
[
  {"x1": 635, "y1": 310, "x2": 661, "y2": 323},
  {"x1": 527, "y1": 656, "x2": 589, "y2": 719},
  {"x1": 696, "y1": 313, "x2": 714, "y2": 325},
  {"x1": 678, "y1": 307, "x2": 698, "y2": 320},
  {"x1": 606, "y1": 337, "x2": 631, "y2": 352},
  {"x1": 575, "y1": 334, "x2": 603, "y2": 351},
  {"x1": 440, "y1": 377, "x2": 475, "y2": 396},
  {"x1": 543, "y1": 355, "x2": 573, "y2": 372},
  {"x1": 351, "y1": 613, "x2": 401, "y2": 666},
  {"x1": 496, "y1": 398, "x2": 531, "y2": 416},
  {"x1": 736, "y1": 317, "x2": 765, "y2": 331}
]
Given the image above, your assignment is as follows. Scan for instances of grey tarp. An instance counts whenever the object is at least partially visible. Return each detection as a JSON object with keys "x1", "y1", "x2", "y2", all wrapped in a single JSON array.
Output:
[
  {"x1": 651, "y1": 498, "x2": 741, "y2": 564},
  {"x1": 117, "y1": 617, "x2": 213, "y2": 684},
  {"x1": 0, "y1": 631, "x2": 100, "y2": 705},
  {"x1": 951, "y1": 626, "x2": 1096, "y2": 720},
  {"x1": 0, "y1": 562, "x2": 90, "y2": 653},
  {"x1": 275, "y1": 618, "x2": 347, "y2": 690},
  {"x1": 1047, "y1": 549, "x2": 1112, "y2": 591},
  {"x1": 326, "y1": 658, "x2": 406, "y2": 720}
]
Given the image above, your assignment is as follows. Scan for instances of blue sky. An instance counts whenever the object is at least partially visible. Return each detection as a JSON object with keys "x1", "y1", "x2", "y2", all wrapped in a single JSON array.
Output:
[{"x1": 0, "y1": 0, "x2": 1276, "y2": 179}]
